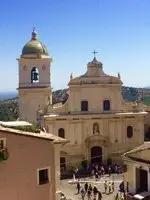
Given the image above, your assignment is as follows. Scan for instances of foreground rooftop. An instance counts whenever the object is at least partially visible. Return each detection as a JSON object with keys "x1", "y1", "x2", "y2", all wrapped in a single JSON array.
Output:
[
  {"x1": 122, "y1": 142, "x2": 150, "y2": 165},
  {"x1": 0, "y1": 121, "x2": 32, "y2": 127},
  {"x1": 0, "y1": 124, "x2": 68, "y2": 144}
]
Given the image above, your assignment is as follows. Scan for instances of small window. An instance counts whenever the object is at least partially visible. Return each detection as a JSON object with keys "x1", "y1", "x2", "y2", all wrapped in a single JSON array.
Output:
[
  {"x1": 103, "y1": 100, "x2": 110, "y2": 111},
  {"x1": 58, "y1": 128, "x2": 65, "y2": 138},
  {"x1": 0, "y1": 140, "x2": 4, "y2": 150},
  {"x1": 81, "y1": 101, "x2": 88, "y2": 111},
  {"x1": 38, "y1": 168, "x2": 50, "y2": 185},
  {"x1": 0, "y1": 138, "x2": 6, "y2": 150},
  {"x1": 127, "y1": 126, "x2": 133, "y2": 138}
]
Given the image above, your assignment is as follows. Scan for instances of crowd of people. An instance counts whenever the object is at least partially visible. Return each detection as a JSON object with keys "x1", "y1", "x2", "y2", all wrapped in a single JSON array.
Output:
[
  {"x1": 70, "y1": 161, "x2": 125, "y2": 200},
  {"x1": 77, "y1": 181, "x2": 102, "y2": 200},
  {"x1": 89, "y1": 162, "x2": 121, "y2": 178},
  {"x1": 76, "y1": 180, "x2": 115, "y2": 200}
]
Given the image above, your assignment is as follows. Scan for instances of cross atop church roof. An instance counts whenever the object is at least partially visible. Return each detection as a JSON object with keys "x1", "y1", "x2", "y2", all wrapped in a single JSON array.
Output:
[{"x1": 92, "y1": 50, "x2": 98, "y2": 58}]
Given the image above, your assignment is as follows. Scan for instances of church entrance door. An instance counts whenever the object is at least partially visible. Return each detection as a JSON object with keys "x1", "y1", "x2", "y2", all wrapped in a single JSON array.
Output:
[
  {"x1": 91, "y1": 146, "x2": 102, "y2": 164},
  {"x1": 136, "y1": 168, "x2": 148, "y2": 192},
  {"x1": 60, "y1": 157, "x2": 66, "y2": 172}
]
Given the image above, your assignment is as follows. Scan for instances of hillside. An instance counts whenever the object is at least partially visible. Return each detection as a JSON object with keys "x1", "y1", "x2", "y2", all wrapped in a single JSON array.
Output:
[
  {"x1": 0, "y1": 86, "x2": 150, "y2": 121},
  {"x1": 0, "y1": 97, "x2": 18, "y2": 121},
  {"x1": 0, "y1": 89, "x2": 69, "y2": 121}
]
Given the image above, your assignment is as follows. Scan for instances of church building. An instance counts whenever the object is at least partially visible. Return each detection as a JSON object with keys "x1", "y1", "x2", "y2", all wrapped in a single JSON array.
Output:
[{"x1": 18, "y1": 30, "x2": 147, "y2": 169}]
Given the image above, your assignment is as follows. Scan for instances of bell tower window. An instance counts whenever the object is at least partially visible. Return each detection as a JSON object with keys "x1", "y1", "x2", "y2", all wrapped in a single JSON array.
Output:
[
  {"x1": 103, "y1": 100, "x2": 110, "y2": 111},
  {"x1": 81, "y1": 101, "x2": 88, "y2": 111},
  {"x1": 31, "y1": 67, "x2": 39, "y2": 83}
]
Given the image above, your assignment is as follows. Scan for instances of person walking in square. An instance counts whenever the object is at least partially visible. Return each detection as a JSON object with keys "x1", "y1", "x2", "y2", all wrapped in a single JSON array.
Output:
[
  {"x1": 81, "y1": 188, "x2": 86, "y2": 200},
  {"x1": 108, "y1": 166, "x2": 111, "y2": 177},
  {"x1": 108, "y1": 182, "x2": 111, "y2": 194},
  {"x1": 112, "y1": 181, "x2": 115, "y2": 192},
  {"x1": 95, "y1": 172, "x2": 98, "y2": 181},
  {"x1": 98, "y1": 190, "x2": 102, "y2": 200},
  {"x1": 77, "y1": 180, "x2": 81, "y2": 194},
  {"x1": 104, "y1": 181, "x2": 107, "y2": 193},
  {"x1": 89, "y1": 184, "x2": 93, "y2": 193},
  {"x1": 93, "y1": 185, "x2": 98, "y2": 200},
  {"x1": 87, "y1": 189, "x2": 92, "y2": 200},
  {"x1": 84, "y1": 182, "x2": 88, "y2": 193}
]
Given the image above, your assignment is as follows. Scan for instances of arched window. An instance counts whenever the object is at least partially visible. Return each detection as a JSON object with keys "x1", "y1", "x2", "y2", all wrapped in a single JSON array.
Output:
[
  {"x1": 103, "y1": 100, "x2": 110, "y2": 111},
  {"x1": 58, "y1": 128, "x2": 65, "y2": 138},
  {"x1": 81, "y1": 101, "x2": 88, "y2": 111},
  {"x1": 31, "y1": 67, "x2": 39, "y2": 83},
  {"x1": 127, "y1": 126, "x2": 133, "y2": 138}
]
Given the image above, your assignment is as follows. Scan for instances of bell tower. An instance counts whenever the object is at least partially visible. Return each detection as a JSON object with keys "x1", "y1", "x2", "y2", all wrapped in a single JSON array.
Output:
[{"x1": 17, "y1": 29, "x2": 52, "y2": 123}]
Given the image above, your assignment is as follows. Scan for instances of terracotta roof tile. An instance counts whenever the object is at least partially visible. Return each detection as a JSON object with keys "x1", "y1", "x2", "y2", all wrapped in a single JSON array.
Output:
[
  {"x1": 122, "y1": 142, "x2": 150, "y2": 165},
  {"x1": 123, "y1": 142, "x2": 150, "y2": 156},
  {"x1": 0, "y1": 126, "x2": 69, "y2": 144}
]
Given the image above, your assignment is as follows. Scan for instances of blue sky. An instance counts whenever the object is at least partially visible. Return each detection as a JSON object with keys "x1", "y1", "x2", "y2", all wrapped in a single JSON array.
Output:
[{"x1": 0, "y1": 0, "x2": 150, "y2": 91}]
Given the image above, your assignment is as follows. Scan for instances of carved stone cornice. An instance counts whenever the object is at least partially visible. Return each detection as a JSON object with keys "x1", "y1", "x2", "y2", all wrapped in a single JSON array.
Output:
[{"x1": 85, "y1": 134, "x2": 109, "y2": 147}]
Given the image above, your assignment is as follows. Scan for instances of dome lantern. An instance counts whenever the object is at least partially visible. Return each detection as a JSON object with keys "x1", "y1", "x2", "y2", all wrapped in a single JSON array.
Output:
[
  {"x1": 86, "y1": 51, "x2": 104, "y2": 76},
  {"x1": 21, "y1": 29, "x2": 49, "y2": 57},
  {"x1": 31, "y1": 28, "x2": 38, "y2": 40}
]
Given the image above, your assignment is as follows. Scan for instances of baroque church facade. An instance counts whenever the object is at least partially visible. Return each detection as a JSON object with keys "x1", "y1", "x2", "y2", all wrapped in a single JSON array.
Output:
[{"x1": 18, "y1": 30, "x2": 147, "y2": 169}]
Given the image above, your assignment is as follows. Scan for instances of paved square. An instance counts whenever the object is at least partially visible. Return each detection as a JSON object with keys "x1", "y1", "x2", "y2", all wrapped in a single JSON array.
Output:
[{"x1": 60, "y1": 174, "x2": 124, "y2": 200}]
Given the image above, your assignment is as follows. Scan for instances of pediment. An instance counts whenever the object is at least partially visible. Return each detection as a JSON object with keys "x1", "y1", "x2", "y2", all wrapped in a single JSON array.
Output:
[
  {"x1": 69, "y1": 74, "x2": 122, "y2": 86},
  {"x1": 85, "y1": 134, "x2": 109, "y2": 146},
  {"x1": 60, "y1": 151, "x2": 67, "y2": 156}
]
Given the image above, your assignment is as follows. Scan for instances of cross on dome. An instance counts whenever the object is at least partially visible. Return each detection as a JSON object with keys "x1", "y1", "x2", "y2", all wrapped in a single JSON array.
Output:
[{"x1": 92, "y1": 50, "x2": 98, "y2": 58}]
